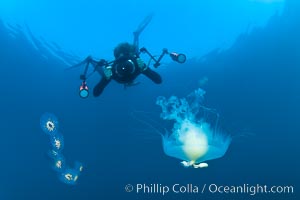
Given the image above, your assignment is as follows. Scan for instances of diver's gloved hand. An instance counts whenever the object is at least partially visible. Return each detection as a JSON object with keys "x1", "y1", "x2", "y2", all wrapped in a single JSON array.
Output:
[
  {"x1": 136, "y1": 58, "x2": 147, "y2": 71},
  {"x1": 103, "y1": 66, "x2": 113, "y2": 79}
]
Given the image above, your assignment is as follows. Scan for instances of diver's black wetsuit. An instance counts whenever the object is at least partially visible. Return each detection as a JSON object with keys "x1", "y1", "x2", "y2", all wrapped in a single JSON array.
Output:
[
  {"x1": 93, "y1": 58, "x2": 162, "y2": 97},
  {"x1": 93, "y1": 14, "x2": 161, "y2": 97}
]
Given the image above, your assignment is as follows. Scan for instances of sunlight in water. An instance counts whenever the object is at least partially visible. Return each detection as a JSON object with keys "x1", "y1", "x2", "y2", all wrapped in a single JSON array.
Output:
[
  {"x1": 250, "y1": 0, "x2": 285, "y2": 3},
  {"x1": 0, "y1": 1, "x2": 35, "y2": 17}
]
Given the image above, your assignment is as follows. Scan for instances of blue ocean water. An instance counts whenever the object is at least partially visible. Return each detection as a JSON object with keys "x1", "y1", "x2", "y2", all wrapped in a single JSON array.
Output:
[{"x1": 0, "y1": 0, "x2": 299, "y2": 199}]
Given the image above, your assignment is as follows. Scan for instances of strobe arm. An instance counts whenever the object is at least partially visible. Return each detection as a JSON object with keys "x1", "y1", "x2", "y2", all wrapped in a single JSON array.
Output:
[
  {"x1": 79, "y1": 57, "x2": 110, "y2": 81},
  {"x1": 66, "y1": 56, "x2": 114, "y2": 99},
  {"x1": 140, "y1": 47, "x2": 186, "y2": 68},
  {"x1": 140, "y1": 47, "x2": 169, "y2": 68}
]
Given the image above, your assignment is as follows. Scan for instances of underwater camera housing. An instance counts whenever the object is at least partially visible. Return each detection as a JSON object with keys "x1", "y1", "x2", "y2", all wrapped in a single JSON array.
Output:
[{"x1": 115, "y1": 59, "x2": 135, "y2": 77}]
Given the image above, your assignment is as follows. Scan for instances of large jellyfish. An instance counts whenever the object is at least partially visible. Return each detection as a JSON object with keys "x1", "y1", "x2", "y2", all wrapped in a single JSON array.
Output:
[
  {"x1": 156, "y1": 88, "x2": 232, "y2": 168},
  {"x1": 40, "y1": 113, "x2": 83, "y2": 185}
]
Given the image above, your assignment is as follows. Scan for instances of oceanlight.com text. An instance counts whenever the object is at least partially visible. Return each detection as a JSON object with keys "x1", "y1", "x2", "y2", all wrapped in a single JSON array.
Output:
[{"x1": 124, "y1": 183, "x2": 294, "y2": 196}]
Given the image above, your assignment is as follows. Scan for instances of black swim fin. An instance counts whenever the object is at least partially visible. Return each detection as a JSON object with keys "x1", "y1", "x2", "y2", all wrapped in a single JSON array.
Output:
[{"x1": 133, "y1": 13, "x2": 154, "y2": 51}]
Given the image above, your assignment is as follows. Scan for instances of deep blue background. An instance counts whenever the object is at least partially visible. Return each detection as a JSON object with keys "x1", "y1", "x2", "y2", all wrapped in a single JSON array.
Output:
[{"x1": 0, "y1": 0, "x2": 299, "y2": 199}]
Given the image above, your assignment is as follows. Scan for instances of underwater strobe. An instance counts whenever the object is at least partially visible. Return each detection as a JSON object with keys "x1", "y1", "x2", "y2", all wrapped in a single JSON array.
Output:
[
  {"x1": 79, "y1": 80, "x2": 89, "y2": 99},
  {"x1": 170, "y1": 52, "x2": 186, "y2": 64}
]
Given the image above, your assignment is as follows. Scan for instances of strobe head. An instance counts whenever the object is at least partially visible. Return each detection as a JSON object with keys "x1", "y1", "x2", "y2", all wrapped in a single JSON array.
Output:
[
  {"x1": 170, "y1": 52, "x2": 186, "y2": 64},
  {"x1": 79, "y1": 81, "x2": 89, "y2": 99}
]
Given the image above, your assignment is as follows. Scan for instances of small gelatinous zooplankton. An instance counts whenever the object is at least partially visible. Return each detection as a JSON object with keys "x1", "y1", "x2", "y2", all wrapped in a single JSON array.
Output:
[
  {"x1": 40, "y1": 112, "x2": 59, "y2": 136},
  {"x1": 40, "y1": 113, "x2": 83, "y2": 185},
  {"x1": 156, "y1": 88, "x2": 232, "y2": 168}
]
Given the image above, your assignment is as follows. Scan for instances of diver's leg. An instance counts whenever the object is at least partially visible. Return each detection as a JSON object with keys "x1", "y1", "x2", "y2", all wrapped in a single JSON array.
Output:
[
  {"x1": 133, "y1": 13, "x2": 154, "y2": 51},
  {"x1": 142, "y1": 68, "x2": 162, "y2": 84},
  {"x1": 93, "y1": 78, "x2": 110, "y2": 97}
]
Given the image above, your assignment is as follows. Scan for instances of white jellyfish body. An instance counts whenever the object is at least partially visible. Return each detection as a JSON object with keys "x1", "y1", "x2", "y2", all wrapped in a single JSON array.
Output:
[
  {"x1": 40, "y1": 113, "x2": 59, "y2": 136},
  {"x1": 157, "y1": 88, "x2": 232, "y2": 167},
  {"x1": 52, "y1": 154, "x2": 66, "y2": 172},
  {"x1": 162, "y1": 120, "x2": 231, "y2": 164},
  {"x1": 50, "y1": 132, "x2": 64, "y2": 152},
  {"x1": 59, "y1": 162, "x2": 84, "y2": 185},
  {"x1": 59, "y1": 169, "x2": 80, "y2": 185}
]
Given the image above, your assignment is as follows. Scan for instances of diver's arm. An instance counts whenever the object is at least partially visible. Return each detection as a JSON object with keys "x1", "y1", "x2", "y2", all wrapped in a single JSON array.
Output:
[
  {"x1": 93, "y1": 77, "x2": 111, "y2": 97},
  {"x1": 93, "y1": 64, "x2": 113, "y2": 97},
  {"x1": 136, "y1": 57, "x2": 162, "y2": 84},
  {"x1": 142, "y1": 68, "x2": 162, "y2": 84}
]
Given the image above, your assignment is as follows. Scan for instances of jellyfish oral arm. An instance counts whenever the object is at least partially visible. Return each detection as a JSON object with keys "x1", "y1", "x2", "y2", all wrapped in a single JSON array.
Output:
[
  {"x1": 181, "y1": 161, "x2": 208, "y2": 168},
  {"x1": 181, "y1": 160, "x2": 195, "y2": 167},
  {"x1": 193, "y1": 162, "x2": 208, "y2": 168}
]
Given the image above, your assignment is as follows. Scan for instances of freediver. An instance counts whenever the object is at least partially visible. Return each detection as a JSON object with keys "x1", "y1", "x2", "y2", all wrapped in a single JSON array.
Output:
[
  {"x1": 70, "y1": 13, "x2": 186, "y2": 98},
  {"x1": 89, "y1": 13, "x2": 162, "y2": 97},
  {"x1": 93, "y1": 42, "x2": 162, "y2": 97}
]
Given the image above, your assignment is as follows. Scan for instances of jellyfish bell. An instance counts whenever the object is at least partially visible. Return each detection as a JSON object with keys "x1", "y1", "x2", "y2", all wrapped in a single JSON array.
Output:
[
  {"x1": 163, "y1": 120, "x2": 231, "y2": 166},
  {"x1": 162, "y1": 120, "x2": 208, "y2": 163},
  {"x1": 177, "y1": 120, "x2": 209, "y2": 161},
  {"x1": 194, "y1": 124, "x2": 232, "y2": 164},
  {"x1": 163, "y1": 119, "x2": 231, "y2": 166}
]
